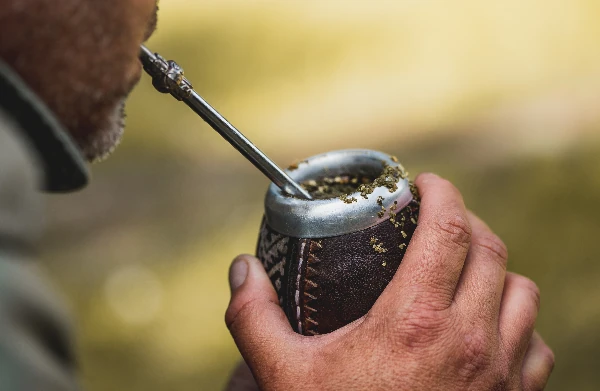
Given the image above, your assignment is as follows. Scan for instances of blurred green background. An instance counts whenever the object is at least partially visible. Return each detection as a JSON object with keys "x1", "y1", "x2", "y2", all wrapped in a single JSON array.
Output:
[{"x1": 42, "y1": 1, "x2": 600, "y2": 390}]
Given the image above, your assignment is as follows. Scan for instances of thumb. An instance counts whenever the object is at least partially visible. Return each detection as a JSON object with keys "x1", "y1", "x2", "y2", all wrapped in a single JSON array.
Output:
[{"x1": 225, "y1": 255, "x2": 296, "y2": 367}]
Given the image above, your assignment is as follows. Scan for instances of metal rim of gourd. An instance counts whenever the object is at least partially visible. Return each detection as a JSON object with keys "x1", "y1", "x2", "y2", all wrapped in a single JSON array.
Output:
[{"x1": 264, "y1": 149, "x2": 413, "y2": 238}]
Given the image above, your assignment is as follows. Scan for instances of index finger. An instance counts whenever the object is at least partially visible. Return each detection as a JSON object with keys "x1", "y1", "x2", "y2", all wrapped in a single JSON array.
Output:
[{"x1": 376, "y1": 173, "x2": 472, "y2": 312}]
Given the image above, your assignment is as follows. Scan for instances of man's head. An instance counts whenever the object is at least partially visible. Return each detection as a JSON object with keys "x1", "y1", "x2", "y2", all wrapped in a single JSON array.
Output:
[{"x1": 0, "y1": 0, "x2": 158, "y2": 161}]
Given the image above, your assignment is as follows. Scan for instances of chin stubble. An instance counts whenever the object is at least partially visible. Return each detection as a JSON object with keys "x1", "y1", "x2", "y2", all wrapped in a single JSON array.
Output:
[{"x1": 80, "y1": 100, "x2": 126, "y2": 163}]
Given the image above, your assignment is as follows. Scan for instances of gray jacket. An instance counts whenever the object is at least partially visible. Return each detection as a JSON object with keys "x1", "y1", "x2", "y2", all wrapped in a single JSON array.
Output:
[{"x1": 0, "y1": 61, "x2": 88, "y2": 390}]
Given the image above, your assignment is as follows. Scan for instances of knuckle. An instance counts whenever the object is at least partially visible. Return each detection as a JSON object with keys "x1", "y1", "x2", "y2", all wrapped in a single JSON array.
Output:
[
  {"x1": 509, "y1": 274, "x2": 541, "y2": 312},
  {"x1": 523, "y1": 346, "x2": 554, "y2": 391},
  {"x1": 392, "y1": 306, "x2": 451, "y2": 350},
  {"x1": 432, "y1": 214, "x2": 472, "y2": 250},
  {"x1": 529, "y1": 285, "x2": 541, "y2": 312},
  {"x1": 473, "y1": 233, "x2": 509, "y2": 268},
  {"x1": 225, "y1": 297, "x2": 261, "y2": 332},
  {"x1": 521, "y1": 277, "x2": 541, "y2": 311},
  {"x1": 454, "y1": 328, "x2": 494, "y2": 379},
  {"x1": 542, "y1": 345, "x2": 556, "y2": 372},
  {"x1": 414, "y1": 286, "x2": 455, "y2": 311}
]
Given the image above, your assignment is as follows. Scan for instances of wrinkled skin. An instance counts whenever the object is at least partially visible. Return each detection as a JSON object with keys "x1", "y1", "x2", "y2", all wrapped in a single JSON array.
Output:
[
  {"x1": 0, "y1": 0, "x2": 158, "y2": 161},
  {"x1": 226, "y1": 174, "x2": 554, "y2": 391}
]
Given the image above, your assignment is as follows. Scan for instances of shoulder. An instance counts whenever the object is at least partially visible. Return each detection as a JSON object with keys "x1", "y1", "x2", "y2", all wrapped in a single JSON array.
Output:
[
  {"x1": 0, "y1": 122, "x2": 80, "y2": 388},
  {"x1": 0, "y1": 108, "x2": 44, "y2": 249},
  {"x1": 0, "y1": 251, "x2": 80, "y2": 390}
]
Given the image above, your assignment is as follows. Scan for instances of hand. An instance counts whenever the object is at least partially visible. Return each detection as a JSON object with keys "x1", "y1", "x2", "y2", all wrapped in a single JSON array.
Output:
[
  {"x1": 225, "y1": 174, "x2": 554, "y2": 390},
  {"x1": 224, "y1": 361, "x2": 260, "y2": 391}
]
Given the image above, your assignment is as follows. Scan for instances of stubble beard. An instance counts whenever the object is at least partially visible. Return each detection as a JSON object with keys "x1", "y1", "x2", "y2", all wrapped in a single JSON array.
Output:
[
  {"x1": 78, "y1": 99, "x2": 127, "y2": 163},
  {"x1": 0, "y1": 0, "x2": 150, "y2": 162}
]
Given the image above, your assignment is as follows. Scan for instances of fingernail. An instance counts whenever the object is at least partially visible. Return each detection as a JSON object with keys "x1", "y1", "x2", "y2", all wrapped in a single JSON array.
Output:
[{"x1": 229, "y1": 258, "x2": 249, "y2": 292}]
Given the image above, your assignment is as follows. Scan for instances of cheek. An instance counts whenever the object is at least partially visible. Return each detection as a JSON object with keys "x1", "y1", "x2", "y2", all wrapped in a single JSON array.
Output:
[
  {"x1": 131, "y1": 0, "x2": 157, "y2": 17},
  {"x1": 129, "y1": 0, "x2": 157, "y2": 40}
]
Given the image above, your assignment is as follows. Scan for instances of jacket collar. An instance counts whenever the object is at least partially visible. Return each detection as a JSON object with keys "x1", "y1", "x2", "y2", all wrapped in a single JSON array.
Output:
[{"x1": 0, "y1": 61, "x2": 88, "y2": 192}]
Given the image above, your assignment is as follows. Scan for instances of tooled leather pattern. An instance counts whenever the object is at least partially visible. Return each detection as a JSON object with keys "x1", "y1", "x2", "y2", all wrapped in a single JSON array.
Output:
[
  {"x1": 257, "y1": 219, "x2": 302, "y2": 332},
  {"x1": 302, "y1": 240, "x2": 322, "y2": 335},
  {"x1": 304, "y1": 194, "x2": 420, "y2": 335},
  {"x1": 257, "y1": 219, "x2": 289, "y2": 303},
  {"x1": 257, "y1": 189, "x2": 421, "y2": 336}
]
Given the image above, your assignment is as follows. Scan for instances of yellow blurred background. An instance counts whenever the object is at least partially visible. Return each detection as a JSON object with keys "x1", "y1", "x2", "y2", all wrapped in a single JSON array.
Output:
[{"x1": 43, "y1": 1, "x2": 600, "y2": 390}]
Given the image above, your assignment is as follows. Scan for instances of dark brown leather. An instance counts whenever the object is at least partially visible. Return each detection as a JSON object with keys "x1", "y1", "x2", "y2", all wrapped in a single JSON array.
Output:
[{"x1": 257, "y1": 187, "x2": 420, "y2": 335}]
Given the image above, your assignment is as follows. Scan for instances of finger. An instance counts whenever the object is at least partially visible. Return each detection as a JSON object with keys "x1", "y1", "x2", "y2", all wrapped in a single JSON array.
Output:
[
  {"x1": 454, "y1": 211, "x2": 508, "y2": 321},
  {"x1": 224, "y1": 361, "x2": 260, "y2": 391},
  {"x1": 522, "y1": 331, "x2": 555, "y2": 391},
  {"x1": 378, "y1": 173, "x2": 472, "y2": 311},
  {"x1": 225, "y1": 255, "x2": 298, "y2": 373},
  {"x1": 499, "y1": 272, "x2": 540, "y2": 362}
]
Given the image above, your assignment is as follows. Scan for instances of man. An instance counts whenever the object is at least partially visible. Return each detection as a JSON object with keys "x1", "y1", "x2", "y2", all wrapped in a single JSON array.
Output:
[{"x1": 0, "y1": 1, "x2": 553, "y2": 390}]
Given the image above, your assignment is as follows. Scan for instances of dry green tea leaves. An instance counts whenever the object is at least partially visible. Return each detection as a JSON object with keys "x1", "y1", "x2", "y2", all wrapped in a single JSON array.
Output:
[
  {"x1": 301, "y1": 174, "x2": 370, "y2": 200},
  {"x1": 356, "y1": 163, "x2": 407, "y2": 199},
  {"x1": 370, "y1": 236, "x2": 388, "y2": 253},
  {"x1": 300, "y1": 161, "x2": 408, "y2": 201}
]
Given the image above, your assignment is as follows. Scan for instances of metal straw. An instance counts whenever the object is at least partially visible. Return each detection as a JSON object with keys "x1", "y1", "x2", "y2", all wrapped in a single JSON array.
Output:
[{"x1": 139, "y1": 45, "x2": 312, "y2": 200}]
